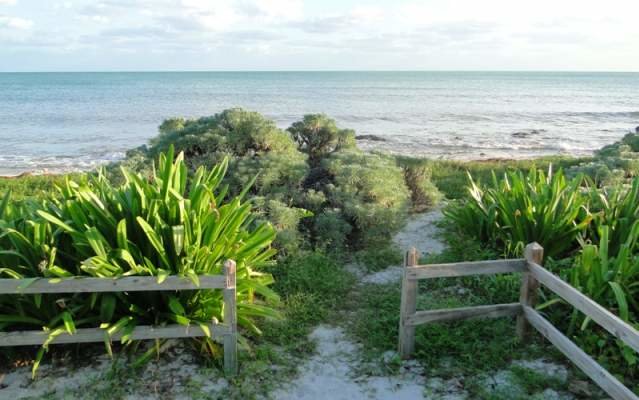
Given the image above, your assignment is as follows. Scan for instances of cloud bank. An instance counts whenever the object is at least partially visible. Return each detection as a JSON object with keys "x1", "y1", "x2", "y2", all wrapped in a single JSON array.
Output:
[{"x1": 0, "y1": 0, "x2": 637, "y2": 71}]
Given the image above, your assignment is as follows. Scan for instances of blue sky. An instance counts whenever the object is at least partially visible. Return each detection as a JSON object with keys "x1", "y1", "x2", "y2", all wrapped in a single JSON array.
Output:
[{"x1": 0, "y1": 0, "x2": 638, "y2": 71}]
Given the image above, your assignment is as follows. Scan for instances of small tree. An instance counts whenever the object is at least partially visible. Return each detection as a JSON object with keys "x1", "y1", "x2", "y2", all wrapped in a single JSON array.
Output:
[{"x1": 288, "y1": 114, "x2": 355, "y2": 163}]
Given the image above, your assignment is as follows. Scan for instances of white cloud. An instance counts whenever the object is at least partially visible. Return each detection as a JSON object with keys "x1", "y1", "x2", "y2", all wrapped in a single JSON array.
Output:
[
  {"x1": 2, "y1": 0, "x2": 638, "y2": 71},
  {"x1": 0, "y1": 0, "x2": 17, "y2": 5},
  {"x1": 0, "y1": 15, "x2": 33, "y2": 29}
]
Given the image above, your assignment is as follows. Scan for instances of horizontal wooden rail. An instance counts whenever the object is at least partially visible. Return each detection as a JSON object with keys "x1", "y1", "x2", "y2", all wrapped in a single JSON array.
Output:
[
  {"x1": 0, "y1": 261, "x2": 238, "y2": 375},
  {"x1": 399, "y1": 242, "x2": 639, "y2": 399},
  {"x1": 528, "y1": 261, "x2": 639, "y2": 354},
  {"x1": 406, "y1": 303, "x2": 521, "y2": 326},
  {"x1": 0, "y1": 275, "x2": 227, "y2": 294},
  {"x1": 0, "y1": 323, "x2": 230, "y2": 347},
  {"x1": 524, "y1": 306, "x2": 638, "y2": 400},
  {"x1": 406, "y1": 258, "x2": 526, "y2": 280}
]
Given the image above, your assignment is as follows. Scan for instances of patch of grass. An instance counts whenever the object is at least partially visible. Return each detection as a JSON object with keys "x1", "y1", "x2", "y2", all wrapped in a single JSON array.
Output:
[
  {"x1": 353, "y1": 243, "x2": 404, "y2": 272},
  {"x1": 270, "y1": 252, "x2": 355, "y2": 305},
  {"x1": 0, "y1": 174, "x2": 83, "y2": 201},
  {"x1": 348, "y1": 281, "x2": 551, "y2": 376},
  {"x1": 429, "y1": 157, "x2": 587, "y2": 200},
  {"x1": 509, "y1": 365, "x2": 566, "y2": 394}
]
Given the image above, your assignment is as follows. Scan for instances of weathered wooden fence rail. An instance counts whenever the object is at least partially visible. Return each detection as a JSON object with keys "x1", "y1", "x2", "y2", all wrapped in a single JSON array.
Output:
[
  {"x1": 399, "y1": 243, "x2": 639, "y2": 400},
  {"x1": 0, "y1": 260, "x2": 238, "y2": 375}
]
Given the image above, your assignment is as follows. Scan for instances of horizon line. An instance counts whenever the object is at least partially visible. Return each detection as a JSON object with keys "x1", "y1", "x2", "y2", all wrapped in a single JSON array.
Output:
[{"x1": 1, "y1": 69, "x2": 639, "y2": 74}]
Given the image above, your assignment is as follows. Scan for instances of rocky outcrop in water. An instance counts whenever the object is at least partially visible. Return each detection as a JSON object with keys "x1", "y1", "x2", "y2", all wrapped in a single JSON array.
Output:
[
  {"x1": 511, "y1": 129, "x2": 546, "y2": 138},
  {"x1": 356, "y1": 134, "x2": 387, "y2": 142}
]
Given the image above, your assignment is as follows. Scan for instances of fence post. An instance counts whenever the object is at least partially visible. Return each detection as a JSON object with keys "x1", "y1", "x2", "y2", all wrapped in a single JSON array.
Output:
[
  {"x1": 399, "y1": 247, "x2": 419, "y2": 359},
  {"x1": 517, "y1": 242, "x2": 544, "y2": 341},
  {"x1": 223, "y1": 260, "x2": 238, "y2": 375}
]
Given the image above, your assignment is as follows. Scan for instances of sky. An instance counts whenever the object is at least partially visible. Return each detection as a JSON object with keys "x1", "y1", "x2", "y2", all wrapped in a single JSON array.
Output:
[{"x1": 0, "y1": 0, "x2": 638, "y2": 72}]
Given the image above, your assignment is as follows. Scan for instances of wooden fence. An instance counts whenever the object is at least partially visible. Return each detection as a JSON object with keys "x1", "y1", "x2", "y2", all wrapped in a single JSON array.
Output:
[
  {"x1": 399, "y1": 243, "x2": 639, "y2": 400},
  {"x1": 0, "y1": 260, "x2": 238, "y2": 375}
]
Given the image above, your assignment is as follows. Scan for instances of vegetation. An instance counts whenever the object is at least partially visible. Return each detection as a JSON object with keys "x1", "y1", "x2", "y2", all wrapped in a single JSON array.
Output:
[
  {"x1": 566, "y1": 132, "x2": 639, "y2": 186},
  {"x1": 0, "y1": 147, "x2": 278, "y2": 376},
  {"x1": 2, "y1": 111, "x2": 639, "y2": 397},
  {"x1": 445, "y1": 167, "x2": 592, "y2": 258},
  {"x1": 119, "y1": 108, "x2": 441, "y2": 253},
  {"x1": 442, "y1": 133, "x2": 639, "y2": 387}
]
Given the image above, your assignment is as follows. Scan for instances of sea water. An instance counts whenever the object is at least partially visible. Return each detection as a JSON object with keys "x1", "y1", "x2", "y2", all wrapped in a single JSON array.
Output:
[{"x1": 0, "y1": 71, "x2": 637, "y2": 174}]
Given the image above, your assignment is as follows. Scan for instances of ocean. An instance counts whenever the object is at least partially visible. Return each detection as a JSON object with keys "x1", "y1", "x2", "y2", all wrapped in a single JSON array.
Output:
[{"x1": 0, "y1": 71, "x2": 638, "y2": 175}]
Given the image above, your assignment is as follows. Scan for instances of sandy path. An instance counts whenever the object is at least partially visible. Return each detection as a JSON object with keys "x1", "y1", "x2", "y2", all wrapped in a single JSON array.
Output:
[
  {"x1": 393, "y1": 207, "x2": 446, "y2": 256},
  {"x1": 274, "y1": 209, "x2": 448, "y2": 399},
  {"x1": 361, "y1": 208, "x2": 446, "y2": 285},
  {"x1": 278, "y1": 208, "x2": 579, "y2": 400},
  {"x1": 271, "y1": 326, "x2": 426, "y2": 400}
]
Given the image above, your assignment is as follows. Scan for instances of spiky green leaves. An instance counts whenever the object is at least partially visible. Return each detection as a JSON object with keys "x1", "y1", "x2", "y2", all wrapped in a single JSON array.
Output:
[{"x1": 0, "y1": 147, "x2": 278, "y2": 376}]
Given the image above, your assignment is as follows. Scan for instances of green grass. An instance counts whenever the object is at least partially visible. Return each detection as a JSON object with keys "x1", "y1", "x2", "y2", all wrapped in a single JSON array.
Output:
[
  {"x1": 0, "y1": 174, "x2": 82, "y2": 201},
  {"x1": 429, "y1": 157, "x2": 588, "y2": 200},
  {"x1": 2, "y1": 145, "x2": 636, "y2": 397},
  {"x1": 353, "y1": 243, "x2": 404, "y2": 272}
]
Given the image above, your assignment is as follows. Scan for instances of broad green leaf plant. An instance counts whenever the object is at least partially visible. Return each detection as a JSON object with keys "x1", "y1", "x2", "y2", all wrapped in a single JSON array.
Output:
[
  {"x1": 0, "y1": 146, "x2": 278, "y2": 376},
  {"x1": 445, "y1": 166, "x2": 592, "y2": 258}
]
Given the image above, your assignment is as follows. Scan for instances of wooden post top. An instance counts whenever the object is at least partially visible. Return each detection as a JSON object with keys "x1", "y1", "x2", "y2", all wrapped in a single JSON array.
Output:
[
  {"x1": 224, "y1": 260, "x2": 236, "y2": 288},
  {"x1": 524, "y1": 242, "x2": 544, "y2": 264},
  {"x1": 406, "y1": 247, "x2": 418, "y2": 267}
]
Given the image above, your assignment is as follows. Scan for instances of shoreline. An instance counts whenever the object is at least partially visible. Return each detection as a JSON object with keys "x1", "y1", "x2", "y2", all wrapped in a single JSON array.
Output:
[{"x1": 0, "y1": 144, "x2": 596, "y2": 179}]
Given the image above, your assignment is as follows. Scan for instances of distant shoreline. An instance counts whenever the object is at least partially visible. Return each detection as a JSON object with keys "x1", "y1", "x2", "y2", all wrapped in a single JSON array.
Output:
[{"x1": 0, "y1": 146, "x2": 592, "y2": 179}]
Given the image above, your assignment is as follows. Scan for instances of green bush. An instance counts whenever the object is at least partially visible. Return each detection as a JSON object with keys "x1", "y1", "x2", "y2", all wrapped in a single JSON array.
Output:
[
  {"x1": 124, "y1": 109, "x2": 440, "y2": 255},
  {"x1": 252, "y1": 198, "x2": 312, "y2": 256},
  {"x1": 323, "y1": 150, "x2": 410, "y2": 246},
  {"x1": 398, "y1": 158, "x2": 443, "y2": 211},
  {"x1": 0, "y1": 147, "x2": 278, "y2": 375},
  {"x1": 149, "y1": 108, "x2": 309, "y2": 199},
  {"x1": 313, "y1": 209, "x2": 352, "y2": 253},
  {"x1": 566, "y1": 160, "x2": 626, "y2": 187},
  {"x1": 139, "y1": 109, "x2": 310, "y2": 253},
  {"x1": 568, "y1": 133, "x2": 639, "y2": 186},
  {"x1": 445, "y1": 167, "x2": 592, "y2": 258},
  {"x1": 287, "y1": 114, "x2": 356, "y2": 164}
]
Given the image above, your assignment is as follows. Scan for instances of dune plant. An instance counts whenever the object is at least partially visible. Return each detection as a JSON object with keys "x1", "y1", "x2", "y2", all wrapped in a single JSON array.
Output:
[
  {"x1": 569, "y1": 224, "x2": 639, "y2": 326},
  {"x1": 322, "y1": 150, "x2": 411, "y2": 246},
  {"x1": 563, "y1": 224, "x2": 639, "y2": 367},
  {"x1": 0, "y1": 146, "x2": 278, "y2": 376},
  {"x1": 445, "y1": 167, "x2": 592, "y2": 258},
  {"x1": 287, "y1": 114, "x2": 356, "y2": 164},
  {"x1": 589, "y1": 177, "x2": 639, "y2": 255}
]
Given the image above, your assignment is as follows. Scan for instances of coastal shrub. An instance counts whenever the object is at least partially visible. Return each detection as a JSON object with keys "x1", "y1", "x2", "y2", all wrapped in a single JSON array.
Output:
[
  {"x1": 397, "y1": 158, "x2": 443, "y2": 211},
  {"x1": 125, "y1": 109, "x2": 440, "y2": 255},
  {"x1": 569, "y1": 132, "x2": 639, "y2": 186},
  {"x1": 445, "y1": 167, "x2": 592, "y2": 258},
  {"x1": 149, "y1": 108, "x2": 309, "y2": 198},
  {"x1": 313, "y1": 209, "x2": 352, "y2": 253},
  {"x1": 287, "y1": 114, "x2": 356, "y2": 163},
  {"x1": 323, "y1": 150, "x2": 411, "y2": 246},
  {"x1": 252, "y1": 197, "x2": 312, "y2": 256},
  {"x1": 138, "y1": 109, "x2": 310, "y2": 253},
  {"x1": 0, "y1": 147, "x2": 279, "y2": 375},
  {"x1": 566, "y1": 160, "x2": 626, "y2": 187}
]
